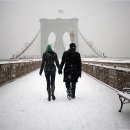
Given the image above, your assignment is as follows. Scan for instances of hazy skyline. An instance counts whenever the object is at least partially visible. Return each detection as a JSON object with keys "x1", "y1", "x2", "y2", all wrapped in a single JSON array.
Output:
[{"x1": 0, "y1": 0, "x2": 130, "y2": 59}]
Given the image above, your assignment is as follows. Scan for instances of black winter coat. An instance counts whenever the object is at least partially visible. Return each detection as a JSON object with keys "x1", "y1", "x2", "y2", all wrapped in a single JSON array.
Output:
[
  {"x1": 40, "y1": 51, "x2": 59, "y2": 74},
  {"x1": 60, "y1": 49, "x2": 81, "y2": 82}
]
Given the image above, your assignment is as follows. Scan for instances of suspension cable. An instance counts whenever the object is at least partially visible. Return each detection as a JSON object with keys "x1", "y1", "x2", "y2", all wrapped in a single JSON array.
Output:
[
  {"x1": 15, "y1": 29, "x2": 41, "y2": 59},
  {"x1": 78, "y1": 29, "x2": 103, "y2": 57}
]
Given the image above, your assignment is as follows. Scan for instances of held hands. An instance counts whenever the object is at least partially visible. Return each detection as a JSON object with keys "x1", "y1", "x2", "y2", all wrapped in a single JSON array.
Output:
[
  {"x1": 58, "y1": 67, "x2": 62, "y2": 74},
  {"x1": 79, "y1": 72, "x2": 81, "y2": 78},
  {"x1": 39, "y1": 71, "x2": 42, "y2": 76}
]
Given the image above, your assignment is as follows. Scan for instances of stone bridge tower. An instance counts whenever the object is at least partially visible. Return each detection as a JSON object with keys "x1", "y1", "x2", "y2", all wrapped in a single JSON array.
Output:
[{"x1": 40, "y1": 18, "x2": 79, "y2": 58}]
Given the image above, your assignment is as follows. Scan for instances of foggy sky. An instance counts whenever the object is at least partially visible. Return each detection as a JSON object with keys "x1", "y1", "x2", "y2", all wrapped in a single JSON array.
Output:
[{"x1": 0, "y1": 0, "x2": 130, "y2": 59}]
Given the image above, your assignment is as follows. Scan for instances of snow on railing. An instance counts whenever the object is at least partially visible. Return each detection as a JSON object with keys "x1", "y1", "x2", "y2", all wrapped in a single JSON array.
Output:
[
  {"x1": 82, "y1": 60, "x2": 130, "y2": 91},
  {"x1": 0, "y1": 60, "x2": 41, "y2": 86}
]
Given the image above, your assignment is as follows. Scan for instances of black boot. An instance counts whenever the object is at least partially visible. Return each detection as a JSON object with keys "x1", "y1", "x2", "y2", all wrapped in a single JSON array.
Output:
[
  {"x1": 52, "y1": 94, "x2": 56, "y2": 100},
  {"x1": 48, "y1": 91, "x2": 51, "y2": 101},
  {"x1": 71, "y1": 89, "x2": 75, "y2": 99},
  {"x1": 71, "y1": 83, "x2": 76, "y2": 99},
  {"x1": 66, "y1": 82, "x2": 71, "y2": 100},
  {"x1": 67, "y1": 90, "x2": 71, "y2": 100},
  {"x1": 51, "y1": 85, "x2": 56, "y2": 100}
]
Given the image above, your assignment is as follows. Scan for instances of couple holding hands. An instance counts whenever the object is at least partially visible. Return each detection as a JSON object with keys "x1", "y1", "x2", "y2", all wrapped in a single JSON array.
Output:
[{"x1": 39, "y1": 43, "x2": 81, "y2": 101}]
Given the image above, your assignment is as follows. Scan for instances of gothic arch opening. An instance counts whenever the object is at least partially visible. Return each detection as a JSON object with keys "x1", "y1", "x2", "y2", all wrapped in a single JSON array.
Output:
[
  {"x1": 63, "y1": 32, "x2": 71, "y2": 51},
  {"x1": 40, "y1": 18, "x2": 79, "y2": 57},
  {"x1": 48, "y1": 32, "x2": 56, "y2": 51}
]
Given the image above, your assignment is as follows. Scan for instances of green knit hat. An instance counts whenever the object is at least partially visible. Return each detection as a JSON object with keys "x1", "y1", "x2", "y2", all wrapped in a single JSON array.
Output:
[{"x1": 46, "y1": 44, "x2": 53, "y2": 52}]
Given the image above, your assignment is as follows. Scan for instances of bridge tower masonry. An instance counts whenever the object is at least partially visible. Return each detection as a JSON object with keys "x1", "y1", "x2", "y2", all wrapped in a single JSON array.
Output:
[{"x1": 39, "y1": 18, "x2": 79, "y2": 58}]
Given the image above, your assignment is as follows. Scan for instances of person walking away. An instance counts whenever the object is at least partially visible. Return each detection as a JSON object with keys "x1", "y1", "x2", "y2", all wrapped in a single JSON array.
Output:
[
  {"x1": 39, "y1": 45, "x2": 60, "y2": 101},
  {"x1": 59, "y1": 43, "x2": 81, "y2": 100}
]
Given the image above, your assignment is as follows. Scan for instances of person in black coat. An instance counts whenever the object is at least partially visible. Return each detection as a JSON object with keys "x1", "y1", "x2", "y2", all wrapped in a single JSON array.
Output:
[
  {"x1": 59, "y1": 43, "x2": 81, "y2": 99},
  {"x1": 39, "y1": 45, "x2": 60, "y2": 101}
]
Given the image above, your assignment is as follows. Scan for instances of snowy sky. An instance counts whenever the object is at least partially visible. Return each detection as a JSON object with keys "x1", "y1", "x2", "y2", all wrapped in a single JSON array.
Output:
[{"x1": 0, "y1": 0, "x2": 130, "y2": 59}]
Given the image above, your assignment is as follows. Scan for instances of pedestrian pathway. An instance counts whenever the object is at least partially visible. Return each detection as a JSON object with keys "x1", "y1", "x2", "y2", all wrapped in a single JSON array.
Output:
[{"x1": 0, "y1": 69, "x2": 130, "y2": 130}]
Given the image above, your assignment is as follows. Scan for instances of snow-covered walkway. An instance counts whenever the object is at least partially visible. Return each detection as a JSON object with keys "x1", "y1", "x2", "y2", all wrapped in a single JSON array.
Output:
[{"x1": 0, "y1": 69, "x2": 130, "y2": 130}]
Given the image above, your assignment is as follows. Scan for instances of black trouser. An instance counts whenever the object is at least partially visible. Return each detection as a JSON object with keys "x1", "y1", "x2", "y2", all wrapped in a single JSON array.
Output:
[
  {"x1": 45, "y1": 71, "x2": 56, "y2": 94},
  {"x1": 65, "y1": 81, "x2": 76, "y2": 97}
]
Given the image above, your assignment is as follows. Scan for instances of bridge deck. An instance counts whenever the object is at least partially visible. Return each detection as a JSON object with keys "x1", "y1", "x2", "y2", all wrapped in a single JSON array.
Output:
[{"x1": 0, "y1": 70, "x2": 130, "y2": 130}]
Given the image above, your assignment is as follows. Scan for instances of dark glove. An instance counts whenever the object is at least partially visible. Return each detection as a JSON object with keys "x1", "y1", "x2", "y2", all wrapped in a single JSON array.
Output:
[
  {"x1": 78, "y1": 72, "x2": 81, "y2": 78},
  {"x1": 58, "y1": 68, "x2": 62, "y2": 74},
  {"x1": 39, "y1": 71, "x2": 42, "y2": 76}
]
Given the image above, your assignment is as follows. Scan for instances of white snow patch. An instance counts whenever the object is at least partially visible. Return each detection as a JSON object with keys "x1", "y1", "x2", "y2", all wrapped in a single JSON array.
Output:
[{"x1": 0, "y1": 69, "x2": 130, "y2": 130}]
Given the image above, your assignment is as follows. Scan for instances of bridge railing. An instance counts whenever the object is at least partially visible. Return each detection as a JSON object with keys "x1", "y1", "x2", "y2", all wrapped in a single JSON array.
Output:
[
  {"x1": 82, "y1": 60, "x2": 130, "y2": 91},
  {"x1": 0, "y1": 59, "x2": 41, "y2": 86}
]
